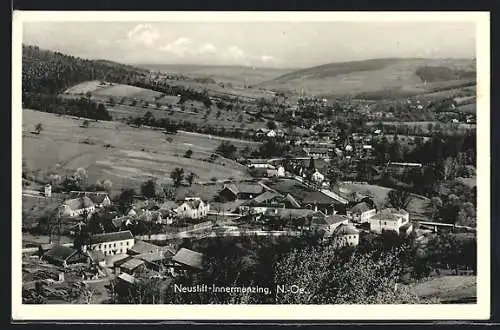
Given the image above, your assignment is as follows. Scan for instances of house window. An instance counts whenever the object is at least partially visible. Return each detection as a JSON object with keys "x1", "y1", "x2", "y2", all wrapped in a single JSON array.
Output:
[
  {"x1": 114, "y1": 243, "x2": 116, "y2": 248},
  {"x1": 121, "y1": 242, "x2": 123, "y2": 246},
  {"x1": 184, "y1": 206, "x2": 186, "y2": 211}
]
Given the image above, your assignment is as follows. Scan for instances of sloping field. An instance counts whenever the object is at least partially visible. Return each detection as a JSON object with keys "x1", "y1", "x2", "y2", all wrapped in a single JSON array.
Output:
[
  {"x1": 260, "y1": 58, "x2": 475, "y2": 99},
  {"x1": 64, "y1": 80, "x2": 163, "y2": 102},
  {"x1": 411, "y1": 276, "x2": 476, "y2": 302},
  {"x1": 22, "y1": 109, "x2": 252, "y2": 192}
]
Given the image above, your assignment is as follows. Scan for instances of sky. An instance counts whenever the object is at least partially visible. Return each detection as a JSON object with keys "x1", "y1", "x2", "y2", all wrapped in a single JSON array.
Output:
[{"x1": 22, "y1": 21, "x2": 476, "y2": 68}]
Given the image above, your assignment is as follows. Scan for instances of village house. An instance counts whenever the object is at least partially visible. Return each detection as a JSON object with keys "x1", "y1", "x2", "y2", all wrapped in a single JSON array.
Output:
[
  {"x1": 311, "y1": 169, "x2": 325, "y2": 184},
  {"x1": 312, "y1": 214, "x2": 349, "y2": 236},
  {"x1": 59, "y1": 196, "x2": 96, "y2": 218},
  {"x1": 219, "y1": 183, "x2": 265, "y2": 201},
  {"x1": 85, "y1": 230, "x2": 135, "y2": 256},
  {"x1": 175, "y1": 197, "x2": 210, "y2": 219},
  {"x1": 246, "y1": 160, "x2": 276, "y2": 169},
  {"x1": 347, "y1": 201, "x2": 377, "y2": 223},
  {"x1": 70, "y1": 191, "x2": 111, "y2": 208},
  {"x1": 368, "y1": 208, "x2": 410, "y2": 234},
  {"x1": 110, "y1": 215, "x2": 135, "y2": 231},
  {"x1": 327, "y1": 223, "x2": 360, "y2": 248}
]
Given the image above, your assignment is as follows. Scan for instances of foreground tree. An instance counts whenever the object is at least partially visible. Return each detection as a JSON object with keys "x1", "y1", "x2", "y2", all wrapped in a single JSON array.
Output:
[
  {"x1": 141, "y1": 179, "x2": 157, "y2": 199},
  {"x1": 274, "y1": 246, "x2": 422, "y2": 304}
]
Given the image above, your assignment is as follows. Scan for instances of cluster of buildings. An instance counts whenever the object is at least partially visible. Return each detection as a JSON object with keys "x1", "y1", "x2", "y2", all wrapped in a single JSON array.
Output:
[{"x1": 39, "y1": 230, "x2": 205, "y2": 285}]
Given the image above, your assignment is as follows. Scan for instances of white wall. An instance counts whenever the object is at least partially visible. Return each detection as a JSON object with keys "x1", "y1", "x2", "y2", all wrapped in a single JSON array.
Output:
[{"x1": 90, "y1": 238, "x2": 135, "y2": 256}]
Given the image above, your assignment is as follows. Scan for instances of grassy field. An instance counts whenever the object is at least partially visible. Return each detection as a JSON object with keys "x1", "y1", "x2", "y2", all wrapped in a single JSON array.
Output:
[
  {"x1": 22, "y1": 109, "x2": 252, "y2": 193},
  {"x1": 411, "y1": 276, "x2": 476, "y2": 302},
  {"x1": 64, "y1": 80, "x2": 164, "y2": 102},
  {"x1": 341, "y1": 183, "x2": 431, "y2": 221},
  {"x1": 106, "y1": 103, "x2": 269, "y2": 131}
]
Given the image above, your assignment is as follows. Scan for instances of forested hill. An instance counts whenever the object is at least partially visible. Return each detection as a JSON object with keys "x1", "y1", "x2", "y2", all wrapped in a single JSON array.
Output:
[{"x1": 22, "y1": 44, "x2": 149, "y2": 95}]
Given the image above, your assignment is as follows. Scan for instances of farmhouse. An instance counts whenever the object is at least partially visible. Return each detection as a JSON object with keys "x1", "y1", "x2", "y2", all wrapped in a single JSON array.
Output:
[
  {"x1": 175, "y1": 197, "x2": 210, "y2": 219},
  {"x1": 347, "y1": 202, "x2": 377, "y2": 223},
  {"x1": 219, "y1": 183, "x2": 265, "y2": 201},
  {"x1": 60, "y1": 196, "x2": 96, "y2": 218},
  {"x1": 43, "y1": 245, "x2": 87, "y2": 267},
  {"x1": 116, "y1": 257, "x2": 146, "y2": 276},
  {"x1": 328, "y1": 223, "x2": 360, "y2": 249},
  {"x1": 368, "y1": 208, "x2": 410, "y2": 234},
  {"x1": 312, "y1": 214, "x2": 349, "y2": 235},
  {"x1": 85, "y1": 230, "x2": 135, "y2": 256}
]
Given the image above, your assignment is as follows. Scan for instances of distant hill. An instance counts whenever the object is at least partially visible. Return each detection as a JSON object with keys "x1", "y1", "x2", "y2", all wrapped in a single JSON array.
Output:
[
  {"x1": 259, "y1": 58, "x2": 476, "y2": 100},
  {"x1": 138, "y1": 63, "x2": 294, "y2": 87}
]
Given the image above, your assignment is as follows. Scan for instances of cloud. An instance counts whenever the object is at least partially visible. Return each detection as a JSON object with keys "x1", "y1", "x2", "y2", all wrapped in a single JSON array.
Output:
[
  {"x1": 126, "y1": 24, "x2": 160, "y2": 47},
  {"x1": 227, "y1": 46, "x2": 245, "y2": 59},
  {"x1": 159, "y1": 37, "x2": 194, "y2": 57},
  {"x1": 198, "y1": 43, "x2": 217, "y2": 54},
  {"x1": 260, "y1": 55, "x2": 274, "y2": 63}
]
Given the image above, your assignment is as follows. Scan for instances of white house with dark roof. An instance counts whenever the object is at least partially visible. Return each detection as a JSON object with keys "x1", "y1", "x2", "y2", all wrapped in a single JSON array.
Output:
[
  {"x1": 60, "y1": 196, "x2": 96, "y2": 217},
  {"x1": 175, "y1": 197, "x2": 210, "y2": 219},
  {"x1": 70, "y1": 191, "x2": 111, "y2": 208},
  {"x1": 368, "y1": 208, "x2": 410, "y2": 234},
  {"x1": 348, "y1": 201, "x2": 377, "y2": 223},
  {"x1": 328, "y1": 223, "x2": 360, "y2": 248},
  {"x1": 84, "y1": 230, "x2": 135, "y2": 256}
]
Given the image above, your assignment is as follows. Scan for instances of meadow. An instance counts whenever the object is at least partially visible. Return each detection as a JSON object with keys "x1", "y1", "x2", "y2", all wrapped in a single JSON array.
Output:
[{"x1": 22, "y1": 109, "x2": 253, "y2": 193}]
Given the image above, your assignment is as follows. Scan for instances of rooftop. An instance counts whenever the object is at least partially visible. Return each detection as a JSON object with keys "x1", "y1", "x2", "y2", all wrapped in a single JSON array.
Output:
[
  {"x1": 90, "y1": 230, "x2": 134, "y2": 245},
  {"x1": 129, "y1": 240, "x2": 175, "y2": 255},
  {"x1": 172, "y1": 248, "x2": 204, "y2": 270},
  {"x1": 324, "y1": 214, "x2": 349, "y2": 225},
  {"x1": 62, "y1": 196, "x2": 94, "y2": 211},
  {"x1": 332, "y1": 223, "x2": 360, "y2": 236},
  {"x1": 44, "y1": 245, "x2": 76, "y2": 261},
  {"x1": 371, "y1": 208, "x2": 409, "y2": 221},
  {"x1": 119, "y1": 257, "x2": 145, "y2": 271},
  {"x1": 350, "y1": 202, "x2": 375, "y2": 214}
]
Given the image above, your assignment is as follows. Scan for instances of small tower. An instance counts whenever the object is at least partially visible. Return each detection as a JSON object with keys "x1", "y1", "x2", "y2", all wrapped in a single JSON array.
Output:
[{"x1": 44, "y1": 184, "x2": 52, "y2": 198}]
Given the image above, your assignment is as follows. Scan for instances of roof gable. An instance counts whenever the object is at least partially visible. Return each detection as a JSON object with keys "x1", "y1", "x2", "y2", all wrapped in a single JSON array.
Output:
[
  {"x1": 90, "y1": 230, "x2": 134, "y2": 244},
  {"x1": 172, "y1": 248, "x2": 203, "y2": 270}
]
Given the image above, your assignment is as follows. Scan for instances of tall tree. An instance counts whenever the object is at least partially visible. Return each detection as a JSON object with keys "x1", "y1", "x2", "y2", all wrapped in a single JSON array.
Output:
[
  {"x1": 170, "y1": 168, "x2": 184, "y2": 187},
  {"x1": 386, "y1": 189, "x2": 412, "y2": 210}
]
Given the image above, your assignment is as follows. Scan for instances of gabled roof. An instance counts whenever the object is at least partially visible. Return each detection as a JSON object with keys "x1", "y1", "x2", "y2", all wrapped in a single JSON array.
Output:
[
  {"x1": 350, "y1": 202, "x2": 374, "y2": 214},
  {"x1": 324, "y1": 214, "x2": 348, "y2": 225},
  {"x1": 119, "y1": 258, "x2": 145, "y2": 271},
  {"x1": 302, "y1": 190, "x2": 347, "y2": 205},
  {"x1": 90, "y1": 230, "x2": 134, "y2": 245},
  {"x1": 135, "y1": 250, "x2": 174, "y2": 263},
  {"x1": 44, "y1": 245, "x2": 76, "y2": 261},
  {"x1": 172, "y1": 248, "x2": 204, "y2": 270},
  {"x1": 222, "y1": 183, "x2": 264, "y2": 196},
  {"x1": 111, "y1": 216, "x2": 132, "y2": 229},
  {"x1": 128, "y1": 240, "x2": 175, "y2": 255},
  {"x1": 243, "y1": 191, "x2": 282, "y2": 206},
  {"x1": 332, "y1": 223, "x2": 359, "y2": 236},
  {"x1": 62, "y1": 196, "x2": 95, "y2": 211}
]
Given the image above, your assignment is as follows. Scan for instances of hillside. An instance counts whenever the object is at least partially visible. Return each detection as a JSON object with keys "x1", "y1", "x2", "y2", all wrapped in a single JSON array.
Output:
[
  {"x1": 259, "y1": 58, "x2": 476, "y2": 99},
  {"x1": 22, "y1": 44, "x2": 149, "y2": 95},
  {"x1": 139, "y1": 63, "x2": 293, "y2": 87}
]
